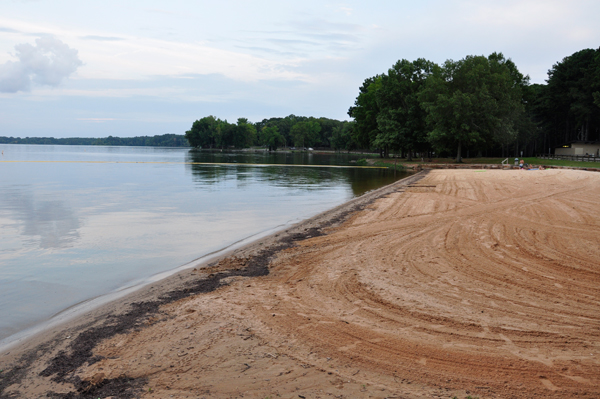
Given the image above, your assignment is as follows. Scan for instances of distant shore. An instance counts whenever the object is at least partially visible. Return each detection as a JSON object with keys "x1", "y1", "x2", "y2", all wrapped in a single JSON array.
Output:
[{"x1": 0, "y1": 134, "x2": 189, "y2": 147}]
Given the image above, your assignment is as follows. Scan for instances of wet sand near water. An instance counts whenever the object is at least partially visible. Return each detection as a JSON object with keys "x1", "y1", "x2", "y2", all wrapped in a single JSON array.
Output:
[{"x1": 2, "y1": 169, "x2": 600, "y2": 398}]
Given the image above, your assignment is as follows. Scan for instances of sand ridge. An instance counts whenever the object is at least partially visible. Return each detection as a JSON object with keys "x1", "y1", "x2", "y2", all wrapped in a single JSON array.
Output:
[{"x1": 2, "y1": 168, "x2": 600, "y2": 398}]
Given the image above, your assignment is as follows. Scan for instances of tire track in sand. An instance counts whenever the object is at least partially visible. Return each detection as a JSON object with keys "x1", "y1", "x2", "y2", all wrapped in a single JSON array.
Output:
[{"x1": 250, "y1": 169, "x2": 600, "y2": 398}]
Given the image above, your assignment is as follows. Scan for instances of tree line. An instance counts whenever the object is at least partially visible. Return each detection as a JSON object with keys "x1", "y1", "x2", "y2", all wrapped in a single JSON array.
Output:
[
  {"x1": 187, "y1": 47, "x2": 599, "y2": 161},
  {"x1": 185, "y1": 115, "x2": 354, "y2": 151},
  {"x1": 348, "y1": 48, "x2": 600, "y2": 160},
  {"x1": 0, "y1": 134, "x2": 190, "y2": 147}
]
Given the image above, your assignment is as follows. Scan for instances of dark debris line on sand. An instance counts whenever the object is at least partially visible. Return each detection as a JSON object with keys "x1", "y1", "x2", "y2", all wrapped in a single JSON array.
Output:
[{"x1": 0, "y1": 171, "x2": 428, "y2": 399}]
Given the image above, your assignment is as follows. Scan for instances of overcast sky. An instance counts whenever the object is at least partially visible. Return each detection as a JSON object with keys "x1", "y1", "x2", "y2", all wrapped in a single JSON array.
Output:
[{"x1": 1, "y1": 0, "x2": 599, "y2": 138}]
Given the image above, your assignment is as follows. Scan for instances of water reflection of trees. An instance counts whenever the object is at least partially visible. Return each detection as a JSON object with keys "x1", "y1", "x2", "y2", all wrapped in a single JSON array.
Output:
[
  {"x1": 186, "y1": 162, "x2": 348, "y2": 191},
  {"x1": 345, "y1": 168, "x2": 412, "y2": 197},
  {"x1": 186, "y1": 150, "x2": 366, "y2": 166},
  {"x1": 185, "y1": 151, "x2": 412, "y2": 197}
]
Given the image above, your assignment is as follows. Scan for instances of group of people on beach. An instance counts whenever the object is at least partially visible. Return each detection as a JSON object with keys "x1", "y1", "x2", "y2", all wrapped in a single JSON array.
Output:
[{"x1": 518, "y1": 159, "x2": 545, "y2": 170}]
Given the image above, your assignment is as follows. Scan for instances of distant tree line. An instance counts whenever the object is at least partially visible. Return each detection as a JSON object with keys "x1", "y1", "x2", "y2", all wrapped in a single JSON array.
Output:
[
  {"x1": 348, "y1": 48, "x2": 600, "y2": 160},
  {"x1": 0, "y1": 134, "x2": 190, "y2": 147},
  {"x1": 185, "y1": 116, "x2": 355, "y2": 151}
]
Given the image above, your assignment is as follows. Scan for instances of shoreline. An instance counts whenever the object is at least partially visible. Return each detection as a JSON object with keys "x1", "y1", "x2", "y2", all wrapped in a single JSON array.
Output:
[
  {"x1": 0, "y1": 171, "x2": 428, "y2": 397},
  {"x1": 0, "y1": 217, "x2": 309, "y2": 352}
]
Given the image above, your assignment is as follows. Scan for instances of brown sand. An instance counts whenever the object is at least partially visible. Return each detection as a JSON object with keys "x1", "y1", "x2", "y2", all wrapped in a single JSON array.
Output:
[{"x1": 2, "y1": 168, "x2": 600, "y2": 398}]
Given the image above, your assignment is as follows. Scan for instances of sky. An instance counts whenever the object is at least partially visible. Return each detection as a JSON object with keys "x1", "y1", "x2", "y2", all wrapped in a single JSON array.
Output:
[{"x1": 0, "y1": 0, "x2": 599, "y2": 138}]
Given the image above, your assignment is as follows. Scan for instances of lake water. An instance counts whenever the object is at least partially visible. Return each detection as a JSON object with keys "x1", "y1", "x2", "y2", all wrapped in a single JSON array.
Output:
[{"x1": 0, "y1": 144, "x2": 410, "y2": 344}]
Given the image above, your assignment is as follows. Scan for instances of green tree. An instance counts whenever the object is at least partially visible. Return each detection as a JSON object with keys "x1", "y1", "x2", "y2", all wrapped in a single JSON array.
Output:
[
  {"x1": 290, "y1": 120, "x2": 321, "y2": 148},
  {"x1": 543, "y1": 48, "x2": 600, "y2": 144},
  {"x1": 419, "y1": 53, "x2": 526, "y2": 162},
  {"x1": 375, "y1": 58, "x2": 435, "y2": 159},
  {"x1": 259, "y1": 125, "x2": 284, "y2": 151},
  {"x1": 185, "y1": 116, "x2": 220, "y2": 148},
  {"x1": 234, "y1": 118, "x2": 257, "y2": 148},
  {"x1": 330, "y1": 121, "x2": 356, "y2": 151},
  {"x1": 348, "y1": 75, "x2": 383, "y2": 149},
  {"x1": 256, "y1": 115, "x2": 307, "y2": 147},
  {"x1": 488, "y1": 53, "x2": 532, "y2": 157},
  {"x1": 315, "y1": 117, "x2": 346, "y2": 148}
]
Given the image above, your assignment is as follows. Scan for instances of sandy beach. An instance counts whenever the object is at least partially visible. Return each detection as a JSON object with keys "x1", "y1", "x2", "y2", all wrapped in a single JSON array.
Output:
[{"x1": 2, "y1": 168, "x2": 600, "y2": 398}]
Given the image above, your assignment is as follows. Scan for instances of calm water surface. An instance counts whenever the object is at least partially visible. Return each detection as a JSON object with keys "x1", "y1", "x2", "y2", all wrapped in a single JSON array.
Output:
[{"x1": 0, "y1": 145, "x2": 410, "y2": 343}]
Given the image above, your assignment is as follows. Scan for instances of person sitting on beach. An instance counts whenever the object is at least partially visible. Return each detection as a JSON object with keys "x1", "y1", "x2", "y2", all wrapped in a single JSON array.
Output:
[{"x1": 519, "y1": 160, "x2": 530, "y2": 169}]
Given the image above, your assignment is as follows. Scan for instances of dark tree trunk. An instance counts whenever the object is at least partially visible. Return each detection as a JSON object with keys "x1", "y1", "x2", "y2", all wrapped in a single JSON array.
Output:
[{"x1": 456, "y1": 140, "x2": 462, "y2": 163}]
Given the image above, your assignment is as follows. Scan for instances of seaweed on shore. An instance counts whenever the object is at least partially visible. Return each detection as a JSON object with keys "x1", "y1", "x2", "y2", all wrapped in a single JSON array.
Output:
[
  {"x1": 19, "y1": 224, "x2": 329, "y2": 398},
  {"x1": 45, "y1": 375, "x2": 146, "y2": 399},
  {"x1": 0, "y1": 350, "x2": 40, "y2": 399}
]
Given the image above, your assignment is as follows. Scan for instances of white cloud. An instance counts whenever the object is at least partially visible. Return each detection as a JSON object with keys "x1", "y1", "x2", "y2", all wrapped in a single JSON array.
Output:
[
  {"x1": 338, "y1": 7, "x2": 353, "y2": 16},
  {"x1": 0, "y1": 17, "x2": 311, "y2": 84},
  {"x1": 74, "y1": 36, "x2": 308, "y2": 82},
  {"x1": 0, "y1": 36, "x2": 82, "y2": 93}
]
